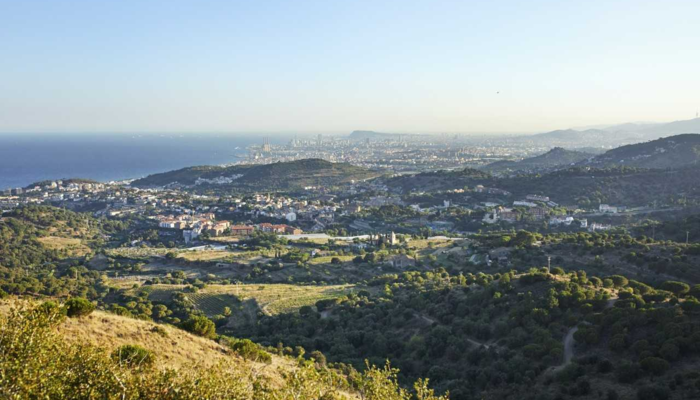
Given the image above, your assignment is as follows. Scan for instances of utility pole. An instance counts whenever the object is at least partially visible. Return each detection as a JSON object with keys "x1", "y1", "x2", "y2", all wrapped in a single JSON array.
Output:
[
  {"x1": 547, "y1": 256, "x2": 551, "y2": 273},
  {"x1": 687, "y1": 231, "x2": 690, "y2": 245}
]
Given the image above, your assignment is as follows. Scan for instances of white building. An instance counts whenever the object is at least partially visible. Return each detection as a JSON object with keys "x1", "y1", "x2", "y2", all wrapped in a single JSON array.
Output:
[
  {"x1": 285, "y1": 212, "x2": 297, "y2": 222},
  {"x1": 549, "y1": 216, "x2": 574, "y2": 226},
  {"x1": 526, "y1": 194, "x2": 550, "y2": 202},
  {"x1": 599, "y1": 204, "x2": 618, "y2": 213}
]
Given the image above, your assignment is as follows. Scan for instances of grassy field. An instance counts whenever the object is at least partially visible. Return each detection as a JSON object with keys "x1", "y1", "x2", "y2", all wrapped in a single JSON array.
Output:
[
  {"x1": 106, "y1": 247, "x2": 172, "y2": 258},
  {"x1": 177, "y1": 250, "x2": 234, "y2": 262},
  {"x1": 307, "y1": 255, "x2": 355, "y2": 265},
  {"x1": 138, "y1": 283, "x2": 353, "y2": 316},
  {"x1": 37, "y1": 236, "x2": 92, "y2": 256}
]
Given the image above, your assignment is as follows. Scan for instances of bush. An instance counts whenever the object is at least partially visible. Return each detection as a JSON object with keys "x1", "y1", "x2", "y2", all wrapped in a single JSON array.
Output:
[
  {"x1": 35, "y1": 301, "x2": 67, "y2": 321},
  {"x1": 659, "y1": 281, "x2": 690, "y2": 296},
  {"x1": 636, "y1": 385, "x2": 669, "y2": 400},
  {"x1": 150, "y1": 325, "x2": 168, "y2": 337},
  {"x1": 608, "y1": 275, "x2": 629, "y2": 288},
  {"x1": 309, "y1": 350, "x2": 327, "y2": 367},
  {"x1": 64, "y1": 298, "x2": 95, "y2": 318},
  {"x1": 640, "y1": 357, "x2": 669, "y2": 376},
  {"x1": 220, "y1": 337, "x2": 272, "y2": 363},
  {"x1": 616, "y1": 361, "x2": 641, "y2": 383},
  {"x1": 111, "y1": 344, "x2": 155, "y2": 368},
  {"x1": 551, "y1": 267, "x2": 565, "y2": 275},
  {"x1": 180, "y1": 316, "x2": 216, "y2": 339}
]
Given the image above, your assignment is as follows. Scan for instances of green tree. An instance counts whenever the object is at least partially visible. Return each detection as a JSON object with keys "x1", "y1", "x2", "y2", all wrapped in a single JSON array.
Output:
[
  {"x1": 181, "y1": 316, "x2": 217, "y2": 339},
  {"x1": 64, "y1": 298, "x2": 95, "y2": 318}
]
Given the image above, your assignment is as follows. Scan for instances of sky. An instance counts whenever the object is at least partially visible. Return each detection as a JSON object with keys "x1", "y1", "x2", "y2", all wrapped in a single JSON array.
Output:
[{"x1": 1, "y1": 0, "x2": 699, "y2": 135}]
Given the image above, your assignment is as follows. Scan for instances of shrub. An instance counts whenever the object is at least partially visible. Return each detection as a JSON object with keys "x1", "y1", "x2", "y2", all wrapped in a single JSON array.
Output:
[
  {"x1": 309, "y1": 350, "x2": 327, "y2": 367},
  {"x1": 35, "y1": 301, "x2": 67, "y2": 322},
  {"x1": 608, "y1": 275, "x2": 629, "y2": 288},
  {"x1": 220, "y1": 337, "x2": 272, "y2": 363},
  {"x1": 659, "y1": 281, "x2": 690, "y2": 296},
  {"x1": 64, "y1": 298, "x2": 95, "y2": 318},
  {"x1": 636, "y1": 385, "x2": 669, "y2": 400},
  {"x1": 640, "y1": 357, "x2": 669, "y2": 376},
  {"x1": 150, "y1": 325, "x2": 168, "y2": 337},
  {"x1": 180, "y1": 316, "x2": 216, "y2": 339},
  {"x1": 659, "y1": 342, "x2": 679, "y2": 361},
  {"x1": 616, "y1": 361, "x2": 641, "y2": 383},
  {"x1": 111, "y1": 344, "x2": 155, "y2": 368}
]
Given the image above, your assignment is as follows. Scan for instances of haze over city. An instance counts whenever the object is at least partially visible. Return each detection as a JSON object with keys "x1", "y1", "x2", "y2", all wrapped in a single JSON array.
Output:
[{"x1": 2, "y1": 0, "x2": 699, "y2": 134}]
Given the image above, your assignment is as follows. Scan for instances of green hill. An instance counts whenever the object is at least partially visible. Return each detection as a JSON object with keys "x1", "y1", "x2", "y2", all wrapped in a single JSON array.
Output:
[
  {"x1": 483, "y1": 147, "x2": 592, "y2": 174},
  {"x1": 387, "y1": 165, "x2": 700, "y2": 207},
  {"x1": 131, "y1": 159, "x2": 379, "y2": 192},
  {"x1": 585, "y1": 134, "x2": 700, "y2": 169}
]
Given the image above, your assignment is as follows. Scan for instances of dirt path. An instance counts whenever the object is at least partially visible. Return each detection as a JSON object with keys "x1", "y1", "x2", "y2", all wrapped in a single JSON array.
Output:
[
  {"x1": 416, "y1": 313, "x2": 498, "y2": 351},
  {"x1": 550, "y1": 298, "x2": 618, "y2": 374}
]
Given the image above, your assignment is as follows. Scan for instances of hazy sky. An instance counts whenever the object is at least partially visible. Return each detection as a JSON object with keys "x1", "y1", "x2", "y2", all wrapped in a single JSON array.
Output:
[{"x1": 1, "y1": 0, "x2": 699, "y2": 134}]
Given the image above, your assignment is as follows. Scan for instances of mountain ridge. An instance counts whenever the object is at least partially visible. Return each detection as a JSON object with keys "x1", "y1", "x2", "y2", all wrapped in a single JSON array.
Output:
[
  {"x1": 483, "y1": 147, "x2": 593, "y2": 174},
  {"x1": 131, "y1": 158, "x2": 379, "y2": 191}
]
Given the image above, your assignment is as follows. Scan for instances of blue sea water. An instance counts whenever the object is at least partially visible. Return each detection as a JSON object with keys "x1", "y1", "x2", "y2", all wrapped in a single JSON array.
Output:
[{"x1": 0, "y1": 134, "x2": 286, "y2": 190}]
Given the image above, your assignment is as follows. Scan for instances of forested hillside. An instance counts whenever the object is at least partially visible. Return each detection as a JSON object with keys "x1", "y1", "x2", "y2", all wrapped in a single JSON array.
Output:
[
  {"x1": 131, "y1": 159, "x2": 380, "y2": 192},
  {"x1": 387, "y1": 166, "x2": 700, "y2": 207},
  {"x1": 229, "y1": 268, "x2": 700, "y2": 399}
]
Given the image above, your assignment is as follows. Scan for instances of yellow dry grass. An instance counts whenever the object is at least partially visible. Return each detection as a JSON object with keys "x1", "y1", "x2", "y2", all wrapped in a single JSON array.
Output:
[
  {"x1": 37, "y1": 236, "x2": 91, "y2": 256},
  {"x1": 308, "y1": 255, "x2": 355, "y2": 265},
  {"x1": 56, "y1": 310, "x2": 295, "y2": 380},
  {"x1": 58, "y1": 311, "x2": 229, "y2": 368},
  {"x1": 177, "y1": 250, "x2": 234, "y2": 262}
]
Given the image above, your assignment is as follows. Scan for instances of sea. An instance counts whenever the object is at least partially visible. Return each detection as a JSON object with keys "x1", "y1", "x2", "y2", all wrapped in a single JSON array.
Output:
[{"x1": 0, "y1": 133, "x2": 289, "y2": 190}]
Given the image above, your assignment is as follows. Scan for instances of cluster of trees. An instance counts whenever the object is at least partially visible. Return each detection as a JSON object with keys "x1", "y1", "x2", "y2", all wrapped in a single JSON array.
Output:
[
  {"x1": 227, "y1": 267, "x2": 700, "y2": 399},
  {"x1": 388, "y1": 165, "x2": 700, "y2": 209}
]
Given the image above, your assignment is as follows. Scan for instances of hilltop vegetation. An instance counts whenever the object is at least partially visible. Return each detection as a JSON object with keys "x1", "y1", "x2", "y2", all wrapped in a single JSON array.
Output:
[
  {"x1": 387, "y1": 165, "x2": 700, "y2": 207},
  {"x1": 233, "y1": 268, "x2": 700, "y2": 400},
  {"x1": 0, "y1": 205, "x2": 127, "y2": 268},
  {"x1": 0, "y1": 301, "x2": 447, "y2": 400},
  {"x1": 131, "y1": 159, "x2": 380, "y2": 193},
  {"x1": 484, "y1": 148, "x2": 592, "y2": 174},
  {"x1": 583, "y1": 134, "x2": 700, "y2": 169}
]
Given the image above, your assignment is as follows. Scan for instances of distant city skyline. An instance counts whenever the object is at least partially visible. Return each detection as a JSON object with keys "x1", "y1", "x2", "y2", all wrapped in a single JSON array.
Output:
[{"x1": 1, "y1": 0, "x2": 699, "y2": 134}]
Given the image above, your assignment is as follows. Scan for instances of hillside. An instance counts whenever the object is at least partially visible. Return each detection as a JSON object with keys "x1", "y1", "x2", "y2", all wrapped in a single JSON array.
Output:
[
  {"x1": 57, "y1": 308, "x2": 264, "y2": 369},
  {"x1": 0, "y1": 299, "x2": 447, "y2": 399},
  {"x1": 0, "y1": 205, "x2": 127, "y2": 268},
  {"x1": 531, "y1": 128, "x2": 611, "y2": 143},
  {"x1": 523, "y1": 118, "x2": 700, "y2": 147},
  {"x1": 483, "y1": 147, "x2": 592, "y2": 174},
  {"x1": 583, "y1": 134, "x2": 700, "y2": 169},
  {"x1": 233, "y1": 268, "x2": 700, "y2": 400},
  {"x1": 131, "y1": 159, "x2": 379, "y2": 192},
  {"x1": 386, "y1": 165, "x2": 700, "y2": 207}
]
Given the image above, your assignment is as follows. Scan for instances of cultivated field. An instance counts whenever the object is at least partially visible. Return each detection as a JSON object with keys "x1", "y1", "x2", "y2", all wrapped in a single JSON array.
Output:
[
  {"x1": 138, "y1": 283, "x2": 354, "y2": 317},
  {"x1": 37, "y1": 236, "x2": 91, "y2": 256}
]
